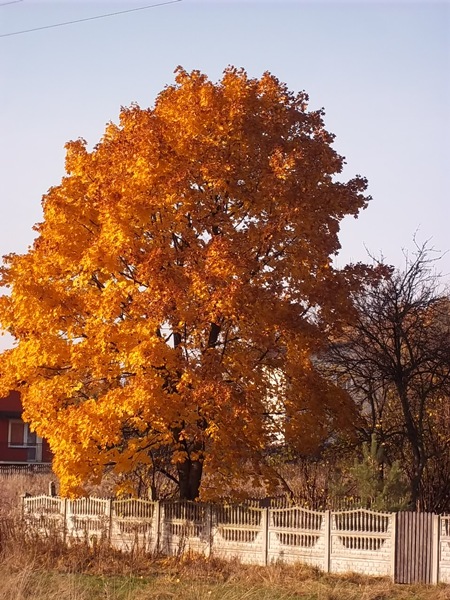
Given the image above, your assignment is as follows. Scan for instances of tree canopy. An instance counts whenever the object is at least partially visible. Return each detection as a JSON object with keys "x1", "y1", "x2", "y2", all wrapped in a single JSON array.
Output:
[
  {"x1": 0, "y1": 67, "x2": 370, "y2": 499},
  {"x1": 327, "y1": 246, "x2": 450, "y2": 511}
]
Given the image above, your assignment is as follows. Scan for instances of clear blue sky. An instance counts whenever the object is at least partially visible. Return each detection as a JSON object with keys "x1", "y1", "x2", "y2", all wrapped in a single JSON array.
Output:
[{"x1": 0, "y1": 0, "x2": 449, "y2": 347}]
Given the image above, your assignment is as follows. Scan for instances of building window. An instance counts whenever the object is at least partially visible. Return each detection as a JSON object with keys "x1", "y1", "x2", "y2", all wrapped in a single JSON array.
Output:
[
  {"x1": 8, "y1": 420, "x2": 37, "y2": 447},
  {"x1": 8, "y1": 420, "x2": 42, "y2": 462}
]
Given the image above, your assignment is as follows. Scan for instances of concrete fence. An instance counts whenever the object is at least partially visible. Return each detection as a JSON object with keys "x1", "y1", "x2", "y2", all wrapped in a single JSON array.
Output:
[{"x1": 22, "y1": 495, "x2": 450, "y2": 585}]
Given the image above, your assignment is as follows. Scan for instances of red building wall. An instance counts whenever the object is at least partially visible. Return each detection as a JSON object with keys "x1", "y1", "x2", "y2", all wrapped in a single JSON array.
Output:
[
  {"x1": 0, "y1": 416, "x2": 31, "y2": 462},
  {"x1": 0, "y1": 392, "x2": 52, "y2": 464},
  {"x1": 0, "y1": 390, "x2": 21, "y2": 413}
]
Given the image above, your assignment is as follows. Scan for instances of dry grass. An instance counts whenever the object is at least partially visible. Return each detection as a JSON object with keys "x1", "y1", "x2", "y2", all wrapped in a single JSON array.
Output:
[
  {"x1": 0, "y1": 471, "x2": 121, "y2": 519},
  {"x1": 1, "y1": 560, "x2": 450, "y2": 600},
  {"x1": 0, "y1": 472, "x2": 57, "y2": 518}
]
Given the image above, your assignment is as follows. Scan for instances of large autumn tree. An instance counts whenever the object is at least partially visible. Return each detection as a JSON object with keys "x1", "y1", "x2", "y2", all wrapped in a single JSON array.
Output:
[{"x1": 0, "y1": 68, "x2": 369, "y2": 499}]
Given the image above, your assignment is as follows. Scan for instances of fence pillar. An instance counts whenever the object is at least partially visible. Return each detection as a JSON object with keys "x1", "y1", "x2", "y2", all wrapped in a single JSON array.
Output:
[
  {"x1": 207, "y1": 504, "x2": 213, "y2": 558},
  {"x1": 63, "y1": 498, "x2": 68, "y2": 543},
  {"x1": 210, "y1": 503, "x2": 216, "y2": 558},
  {"x1": 261, "y1": 507, "x2": 269, "y2": 566},
  {"x1": 20, "y1": 493, "x2": 28, "y2": 519},
  {"x1": 153, "y1": 500, "x2": 161, "y2": 554},
  {"x1": 390, "y1": 511, "x2": 397, "y2": 581},
  {"x1": 324, "y1": 510, "x2": 331, "y2": 573},
  {"x1": 106, "y1": 498, "x2": 113, "y2": 544},
  {"x1": 432, "y1": 514, "x2": 439, "y2": 584}
]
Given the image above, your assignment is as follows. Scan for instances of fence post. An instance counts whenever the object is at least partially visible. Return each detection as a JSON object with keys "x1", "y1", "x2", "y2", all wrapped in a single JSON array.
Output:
[
  {"x1": 210, "y1": 503, "x2": 216, "y2": 558},
  {"x1": 20, "y1": 493, "x2": 27, "y2": 519},
  {"x1": 63, "y1": 498, "x2": 68, "y2": 544},
  {"x1": 324, "y1": 510, "x2": 331, "y2": 573},
  {"x1": 207, "y1": 503, "x2": 213, "y2": 558},
  {"x1": 106, "y1": 498, "x2": 113, "y2": 545},
  {"x1": 261, "y1": 507, "x2": 269, "y2": 566},
  {"x1": 432, "y1": 514, "x2": 439, "y2": 584},
  {"x1": 390, "y1": 511, "x2": 397, "y2": 581},
  {"x1": 154, "y1": 500, "x2": 161, "y2": 554}
]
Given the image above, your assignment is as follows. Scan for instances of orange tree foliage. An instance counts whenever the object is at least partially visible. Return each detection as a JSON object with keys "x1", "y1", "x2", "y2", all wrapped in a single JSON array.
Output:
[{"x1": 0, "y1": 68, "x2": 369, "y2": 499}]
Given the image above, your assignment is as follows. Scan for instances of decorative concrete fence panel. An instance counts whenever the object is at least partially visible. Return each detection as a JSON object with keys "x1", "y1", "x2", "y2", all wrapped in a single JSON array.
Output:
[
  {"x1": 211, "y1": 504, "x2": 266, "y2": 564},
  {"x1": 439, "y1": 515, "x2": 450, "y2": 584},
  {"x1": 160, "y1": 501, "x2": 210, "y2": 556},
  {"x1": 267, "y1": 506, "x2": 327, "y2": 569},
  {"x1": 330, "y1": 509, "x2": 395, "y2": 577},
  {"x1": 66, "y1": 497, "x2": 110, "y2": 542},
  {"x1": 112, "y1": 499, "x2": 158, "y2": 552},
  {"x1": 23, "y1": 494, "x2": 65, "y2": 534}
]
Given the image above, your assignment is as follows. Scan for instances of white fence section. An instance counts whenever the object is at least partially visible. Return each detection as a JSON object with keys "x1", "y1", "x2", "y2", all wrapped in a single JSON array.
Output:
[
  {"x1": 329, "y1": 509, "x2": 395, "y2": 577},
  {"x1": 267, "y1": 506, "x2": 327, "y2": 569},
  {"x1": 213, "y1": 504, "x2": 266, "y2": 564},
  {"x1": 22, "y1": 494, "x2": 65, "y2": 532},
  {"x1": 440, "y1": 515, "x2": 450, "y2": 584},
  {"x1": 112, "y1": 498, "x2": 158, "y2": 552},
  {"x1": 21, "y1": 495, "x2": 449, "y2": 583},
  {"x1": 161, "y1": 501, "x2": 210, "y2": 557},
  {"x1": 66, "y1": 497, "x2": 110, "y2": 541}
]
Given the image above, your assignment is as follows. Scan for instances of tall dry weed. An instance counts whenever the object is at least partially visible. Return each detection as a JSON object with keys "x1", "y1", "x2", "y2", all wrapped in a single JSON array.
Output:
[{"x1": 0, "y1": 472, "x2": 56, "y2": 518}]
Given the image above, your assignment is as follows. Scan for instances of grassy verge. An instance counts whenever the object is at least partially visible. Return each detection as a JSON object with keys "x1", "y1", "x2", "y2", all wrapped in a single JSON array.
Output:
[
  {"x1": 2, "y1": 563, "x2": 450, "y2": 600},
  {"x1": 1, "y1": 531, "x2": 449, "y2": 600}
]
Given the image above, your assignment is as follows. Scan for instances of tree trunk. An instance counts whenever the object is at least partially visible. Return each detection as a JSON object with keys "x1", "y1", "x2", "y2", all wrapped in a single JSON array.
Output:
[
  {"x1": 177, "y1": 458, "x2": 203, "y2": 500},
  {"x1": 409, "y1": 457, "x2": 426, "y2": 510},
  {"x1": 397, "y1": 387, "x2": 425, "y2": 511}
]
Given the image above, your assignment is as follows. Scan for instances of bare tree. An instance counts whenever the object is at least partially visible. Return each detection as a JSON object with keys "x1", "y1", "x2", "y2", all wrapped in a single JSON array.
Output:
[{"x1": 328, "y1": 244, "x2": 450, "y2": 511}]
